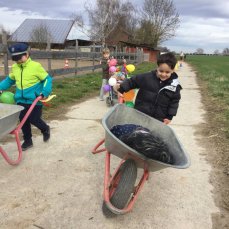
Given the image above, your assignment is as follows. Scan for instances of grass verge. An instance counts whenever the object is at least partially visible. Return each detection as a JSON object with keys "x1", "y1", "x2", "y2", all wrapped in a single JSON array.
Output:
[
  {"x1": 43, "y1": 62, "x2": 155, "y2": 119},
  {"x1": 187, "y1": 55, "x2": 229, "y2": 137}
]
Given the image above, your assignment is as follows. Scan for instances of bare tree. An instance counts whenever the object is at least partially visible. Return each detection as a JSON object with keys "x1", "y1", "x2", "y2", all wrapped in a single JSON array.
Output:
[
  {"x1": 214, "y1": 49, "x2": 220, "y2": 55},
  {"x1": 158, "y1": 46, "x2": 170, "y2": 52},
  {"x1": 0, "y1": 24, "x2": 11, "y2": 43},
  {"x1": 136, "y1": 0, "x2": 180, "y2": 47},
  {"x1": 125, "y1": 11, "x2": 139, "y2": 42},
  {"x1": 69, "y1": 13, "x2": 91, "y2": 41},
  {"x1": 222, "y1": 48, "x2": 229, "y2": 55},
  {"x1": 0, "y1": 24, "x2": 11, "y2": 35},
  {"x1": 30, "y1": 24, "x2": 52, "y2": 49},
  {"x1": 135, "y1": 20, "x2": 155, "y2": 45},
  {"x1": 196, "y1": 48, "x2": 204, "y2": 54},
  {"x1": 82, "y1": 0, "x2": 135, "y2": 46}
]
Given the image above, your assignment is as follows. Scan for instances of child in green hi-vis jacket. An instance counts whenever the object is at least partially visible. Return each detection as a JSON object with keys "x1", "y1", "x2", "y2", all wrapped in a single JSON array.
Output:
[{"x1": 0, "y1": 43, "x2": 52, "y2": 151}]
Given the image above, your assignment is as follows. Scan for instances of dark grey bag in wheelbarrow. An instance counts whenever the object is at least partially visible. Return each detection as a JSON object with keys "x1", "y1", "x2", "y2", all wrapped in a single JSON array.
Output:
[
  {"x1": 110, "y1": 124, "x2": 172, "y2": 164},
  {"x1": 103, "y1": 104, "x2": 190, "y2": 172}
]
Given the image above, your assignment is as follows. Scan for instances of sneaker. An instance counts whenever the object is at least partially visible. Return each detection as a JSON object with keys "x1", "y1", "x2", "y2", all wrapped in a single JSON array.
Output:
[
  {"x1": 21, "y1": 139, "x2": 33, "y2": 151},
  {"x1": 42, "y1": 126, "x2": 50, "y2": 142}
]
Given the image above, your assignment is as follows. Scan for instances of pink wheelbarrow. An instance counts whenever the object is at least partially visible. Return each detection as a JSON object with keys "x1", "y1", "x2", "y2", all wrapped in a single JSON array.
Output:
[
  {"x1": 0, "y1": 96, "x2": 43, "y2": 165},
  {"x1": 92, "y1": 104, "x2": 191, "y2": 217}
]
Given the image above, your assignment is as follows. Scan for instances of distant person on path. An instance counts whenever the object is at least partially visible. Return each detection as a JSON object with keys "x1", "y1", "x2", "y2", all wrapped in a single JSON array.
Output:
[
  {"x1": 184, "y1": 54, "x2": 187, "y2": 61},
  {"x1": 180, "y1": 51, "x2": 184, "y2": 61},
  {"x1": 114, "y1": 52, "x2": 182, "y2": 125},
  {"x1": 0, "y1": 43, "x2": 52, "y2": 151}
]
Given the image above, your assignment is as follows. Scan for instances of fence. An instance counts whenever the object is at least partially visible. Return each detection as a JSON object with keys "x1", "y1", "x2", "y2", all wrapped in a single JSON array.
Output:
[{"x1": 0, "y1": 34, "x2": 144, "y2": 79}]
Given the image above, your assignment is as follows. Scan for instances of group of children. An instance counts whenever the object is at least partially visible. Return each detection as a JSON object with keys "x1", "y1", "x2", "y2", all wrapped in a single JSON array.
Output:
[
  {"x1": 0, "y1": 43, "x2": 182, "y2": 152},
  {"x1": 100, "y1": 48, "x2": 182, "y2": 125},
  {"x1": 99, "y1": 48, "x2": 127, "y2": 101}
]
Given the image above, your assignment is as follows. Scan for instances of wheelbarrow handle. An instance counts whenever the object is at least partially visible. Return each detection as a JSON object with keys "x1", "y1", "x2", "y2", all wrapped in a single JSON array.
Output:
[
  {"x1": 92, "y1": 139, "x2": 106, "y2": 154},
  {"x1": 1, "y1": 96, "x2": 47, "y2": 166},
  {"x1": 0, "y1": 130, "x2": 22, "y2": 165},
  {"x1": 118, "y1": 96, "x2": 124, "y2": 104}
]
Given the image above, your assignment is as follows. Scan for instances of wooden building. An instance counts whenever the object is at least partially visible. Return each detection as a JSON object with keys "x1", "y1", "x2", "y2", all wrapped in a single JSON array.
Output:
[{"x1": 120, "y1": 41, "x2": 160, "y2": 62}]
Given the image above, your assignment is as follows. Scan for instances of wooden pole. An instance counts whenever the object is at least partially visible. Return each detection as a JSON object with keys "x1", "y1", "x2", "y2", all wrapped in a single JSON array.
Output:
[
  {"x1": 2, "y1": 32, "x2": 9, "y2": 76},
  {"x1": 46, "y1": 40, "x2": 51, "y2": 73},
  {"x1": 92, "y1": 42, "x2": 95, "y2": 73},
  {"x1": 141, "y1": 49, "x2": 143, "y2": 63},
  {"x1": 75, "y1": 39, "x2": 78, "y2": 76}
]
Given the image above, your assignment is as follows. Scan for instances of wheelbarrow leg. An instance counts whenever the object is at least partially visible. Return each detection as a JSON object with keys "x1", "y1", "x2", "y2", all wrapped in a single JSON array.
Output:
[
  {"x1": 103, "y1": 153, "x2": 149, "y2": 216},
  {"x1": 92, "y1": 140, "x2": 150, "y2": 216},
  {"x1": 0, "y1": 96, "x2": 42, "y2": 165},
  {"x1": 0, "y1": 129, "x2": 22, "y2": 165}
]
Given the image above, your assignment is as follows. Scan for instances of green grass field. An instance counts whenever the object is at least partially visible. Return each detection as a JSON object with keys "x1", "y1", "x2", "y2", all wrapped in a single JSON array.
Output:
[{"x1": 187, "y1": 55, "x2": 229, "y2": 136}]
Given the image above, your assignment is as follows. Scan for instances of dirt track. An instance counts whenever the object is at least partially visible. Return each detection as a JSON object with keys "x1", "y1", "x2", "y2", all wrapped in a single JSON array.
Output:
[{"x1": 0, "y1": 63, "x2": 220, "y2": 228}]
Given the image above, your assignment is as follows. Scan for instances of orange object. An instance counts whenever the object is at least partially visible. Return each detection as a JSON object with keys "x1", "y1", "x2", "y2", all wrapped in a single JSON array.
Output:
[
  {"x1": 64, "y1": 59, "x2": 69, "y2": 68},
  {"x1": 123, "y1": 90, "x2": 135, "y2": 102}
]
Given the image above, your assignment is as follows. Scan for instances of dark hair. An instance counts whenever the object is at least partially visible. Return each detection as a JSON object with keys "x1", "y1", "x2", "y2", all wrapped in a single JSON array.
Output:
[{"x1": 157, "y1": 52, "x2": 177, "y2": 69}]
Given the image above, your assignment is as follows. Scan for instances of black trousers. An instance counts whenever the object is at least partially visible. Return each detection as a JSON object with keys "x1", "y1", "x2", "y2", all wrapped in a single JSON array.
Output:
[{"x1": 18, "y1": 103, "x2": 49, "y2": 141}]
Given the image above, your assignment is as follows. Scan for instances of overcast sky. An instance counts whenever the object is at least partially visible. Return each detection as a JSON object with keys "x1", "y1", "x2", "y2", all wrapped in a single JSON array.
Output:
[{"x1": 0, "y1": 0, "x2": 229, "y2": 53}]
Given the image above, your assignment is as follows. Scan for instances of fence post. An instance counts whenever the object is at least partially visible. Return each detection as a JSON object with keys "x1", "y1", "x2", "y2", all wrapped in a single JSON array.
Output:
[
  {"x1": 136, "y1": 48, "x2": 139, "y2": 64},
  {"x1": 138, "y1": 48, "x2": 143, "y2": 64},
  {"x1": 141, "y1": 48, "x2": 144, "y2": 63},
  {"x1": 46, "y1": 40, "x2": 51, "y2": 73},
  {"x1": 92, "y1": 42, "x2": 95, "y2": 73},
  {"x1": 75, "y1": 39, "x2": 78, "y2": 76},
  {"x1": 2, "y1": 32, "x2": 9, "y2": 76},
  {"x1": 139, "y1": 48, "x2": 142, "y2": 63}
]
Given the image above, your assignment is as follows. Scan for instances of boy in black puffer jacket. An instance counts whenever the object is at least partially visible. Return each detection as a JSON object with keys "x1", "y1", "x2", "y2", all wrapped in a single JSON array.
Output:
[{"x1": 114, "y1": 52, "x2": 182, "y2": 124}]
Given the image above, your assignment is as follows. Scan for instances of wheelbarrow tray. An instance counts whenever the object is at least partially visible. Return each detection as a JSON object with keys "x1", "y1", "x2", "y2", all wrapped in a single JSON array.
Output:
[
  {"x1": 0, "y1": 103, "x2": 24, "y2": 140},
  {"x1": 102, "y1": 104, "x2": 191, "y2": 172}
]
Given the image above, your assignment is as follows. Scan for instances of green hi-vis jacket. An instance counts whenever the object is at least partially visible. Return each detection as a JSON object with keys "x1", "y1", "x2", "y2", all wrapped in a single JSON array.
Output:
[{"x1": 0, "y1": 57, "x2": 52, "y2": 104}]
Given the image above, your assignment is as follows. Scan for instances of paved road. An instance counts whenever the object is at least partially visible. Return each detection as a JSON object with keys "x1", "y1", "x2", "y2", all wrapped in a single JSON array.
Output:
[{"x1": 0, "y1": 63, "x2": 219, "y2": 229}]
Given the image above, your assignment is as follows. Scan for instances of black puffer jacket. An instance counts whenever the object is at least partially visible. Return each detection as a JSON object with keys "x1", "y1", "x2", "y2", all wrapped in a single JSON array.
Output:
[{"x1": 118, "y1": 70, "x2": 182, "y2": 122}]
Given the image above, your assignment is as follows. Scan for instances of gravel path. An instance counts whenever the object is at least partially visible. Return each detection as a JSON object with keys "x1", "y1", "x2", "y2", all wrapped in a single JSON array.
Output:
[{"x1": 0, "y1": 63, "x2": 219, "y2": 229}]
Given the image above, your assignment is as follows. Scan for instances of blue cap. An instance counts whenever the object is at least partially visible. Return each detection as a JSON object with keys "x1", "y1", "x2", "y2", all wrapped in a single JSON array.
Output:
[{"x1": 8, "y1": 43, "x2": 29, "y2": 56}]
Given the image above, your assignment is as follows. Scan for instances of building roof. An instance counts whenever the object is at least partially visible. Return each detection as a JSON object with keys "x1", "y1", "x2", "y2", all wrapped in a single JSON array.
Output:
[
  {"x1": 119, "y1": 41, "x2": 160, "y2": 51},
  {"x1": 9, "y1": 19, "x2": 74, "y2": 44}
]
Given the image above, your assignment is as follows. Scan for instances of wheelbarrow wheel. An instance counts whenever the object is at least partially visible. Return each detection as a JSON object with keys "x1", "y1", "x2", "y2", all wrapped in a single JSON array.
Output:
[{"x1": 102, "y1": 159, "x2": 137, "y2": 217}]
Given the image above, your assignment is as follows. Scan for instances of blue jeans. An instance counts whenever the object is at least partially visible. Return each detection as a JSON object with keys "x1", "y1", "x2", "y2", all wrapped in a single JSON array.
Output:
[{"x1": 18, "y1": 103, "x2": 49, "y2": 141}]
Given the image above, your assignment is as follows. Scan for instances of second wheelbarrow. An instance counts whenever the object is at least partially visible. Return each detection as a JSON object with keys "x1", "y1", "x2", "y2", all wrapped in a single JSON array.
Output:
[
  {"x1": 92, "y1": 104, "x2": 191, "y2": 216},
  {"x1": 0, "y1": 95, "x2": 56, "y2": 166}
]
